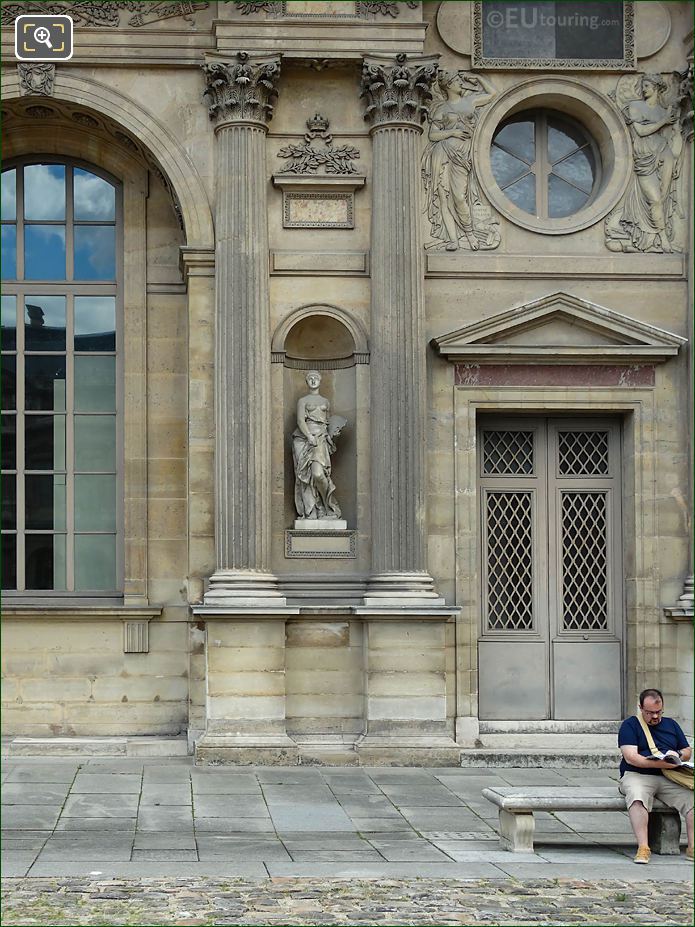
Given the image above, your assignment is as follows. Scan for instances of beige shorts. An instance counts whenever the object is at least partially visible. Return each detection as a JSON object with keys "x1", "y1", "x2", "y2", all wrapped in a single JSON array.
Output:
[{"x1": 619, "y1": 771, "x2": 694, "y2": 817}]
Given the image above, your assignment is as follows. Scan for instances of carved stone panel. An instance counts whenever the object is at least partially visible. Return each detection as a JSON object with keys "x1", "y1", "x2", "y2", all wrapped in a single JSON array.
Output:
[
  {"x1": 422, "y1": 70, "x2": 500, "y2": 251},
  {"x1": 605, "y1": 70, "x2": 692, "y2": 254},
  {"x1": 18, "y1": 62, "x2": 55, "y2": 96}
]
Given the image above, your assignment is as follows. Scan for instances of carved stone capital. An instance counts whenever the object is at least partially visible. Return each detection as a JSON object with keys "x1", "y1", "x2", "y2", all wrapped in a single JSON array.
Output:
[
  {"x1": 202, "y1": 52, "x2": 281, "y2": 127},
  {"x1": 361, "y1": 53, "x2": 439, "y2": 130}
]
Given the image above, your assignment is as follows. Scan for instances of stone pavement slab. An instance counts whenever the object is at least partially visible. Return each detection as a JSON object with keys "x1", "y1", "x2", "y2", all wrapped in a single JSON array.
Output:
[{"x1": 1, "y1": 758, "x2": 693, "y2": 894}]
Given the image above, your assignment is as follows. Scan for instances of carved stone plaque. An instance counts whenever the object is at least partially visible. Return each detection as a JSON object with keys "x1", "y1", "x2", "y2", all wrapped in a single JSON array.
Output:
[
  {"x1": 285, "y1": 529, "x2": 356, "y2": 558},
  {"x1": 284, "y1": 192, "x2": 353, "y2": 228}
]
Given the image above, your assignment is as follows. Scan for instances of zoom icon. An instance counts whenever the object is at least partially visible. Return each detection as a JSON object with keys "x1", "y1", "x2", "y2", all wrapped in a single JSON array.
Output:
[{"x1": 15, "y1": 14, "x2": 73, "y2": 61}]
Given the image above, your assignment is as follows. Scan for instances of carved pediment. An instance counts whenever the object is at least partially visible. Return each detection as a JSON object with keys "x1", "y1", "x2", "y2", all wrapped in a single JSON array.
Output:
[{"x1": 432, "y1": 292, "x2": 685, "y2": 364}]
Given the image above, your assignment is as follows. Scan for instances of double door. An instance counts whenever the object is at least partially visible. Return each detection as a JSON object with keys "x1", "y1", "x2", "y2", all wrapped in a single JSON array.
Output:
[{"x1": 477, "y1": 417, "x2": 623, "y2": 721}]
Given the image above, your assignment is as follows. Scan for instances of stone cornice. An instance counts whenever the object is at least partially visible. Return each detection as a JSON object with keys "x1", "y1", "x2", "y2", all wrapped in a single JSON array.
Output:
[
  {"x1": 202, "y1": 51, "x2": 281, "y2": 127},
  {"x1": 360, "y1": 53, "x2": 438, "y2": 130}
]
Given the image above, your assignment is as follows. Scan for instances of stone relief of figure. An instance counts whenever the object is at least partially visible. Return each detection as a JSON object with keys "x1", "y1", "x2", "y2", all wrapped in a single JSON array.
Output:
[
  {"x1": 292, "y1": 370, "x2": 346, "y2": 522},
  {"x1": 605, "y1": 72, "x2": 690, "y2": 254},
  {"x1": 422, "y1": 70, "x2": 501, "y2": 252}
]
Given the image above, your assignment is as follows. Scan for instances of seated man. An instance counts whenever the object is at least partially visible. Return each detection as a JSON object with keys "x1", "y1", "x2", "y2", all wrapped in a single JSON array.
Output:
[{"x1": 618, "y1": 688, "x2": 693, "y2": 863}]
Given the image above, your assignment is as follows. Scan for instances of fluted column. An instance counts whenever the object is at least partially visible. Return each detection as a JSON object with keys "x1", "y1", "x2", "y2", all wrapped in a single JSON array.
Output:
[
  {"x1": 202, "y1": 53, "x2": 285, "y2": 606},
  {"x1": 361, "y1": 53, "x2": 443, "y2": 604}
]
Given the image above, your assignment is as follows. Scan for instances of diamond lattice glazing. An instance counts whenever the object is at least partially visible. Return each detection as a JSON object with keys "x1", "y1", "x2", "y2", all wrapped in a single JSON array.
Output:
[
  {"x1": 485, "y1": 491, "x2": 534, "y2": 630},
  {"x1": 483, "y1": 431, "x2": 534, "y2": 475},
  {"x1": 561, "y1": 491, "x2": 608, "y2": 630},
  {"x1": 558, "y1": 430, "x2": 609, "y2": 475}
]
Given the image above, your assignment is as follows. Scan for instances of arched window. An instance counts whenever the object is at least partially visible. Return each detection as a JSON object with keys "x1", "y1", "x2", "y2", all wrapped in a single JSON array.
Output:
[{"x1": 1, "y1": 159, "x2": 121, "y2": 595}]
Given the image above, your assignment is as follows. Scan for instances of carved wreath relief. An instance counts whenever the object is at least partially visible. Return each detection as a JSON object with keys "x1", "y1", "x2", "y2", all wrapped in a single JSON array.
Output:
[
  {"x1": 422, "y1": 70, "x2": 500, "y2": 252},
  {"x1": 277, "y1": 114, "x2": 361, "y2": 175},
  {"x1": 605, "y1": 71, "x2": 692, "y2": 254}
]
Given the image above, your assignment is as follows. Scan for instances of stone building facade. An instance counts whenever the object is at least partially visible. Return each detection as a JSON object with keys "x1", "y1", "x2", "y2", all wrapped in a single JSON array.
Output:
[{"x1": 1, "y1": 1, "x2": 692, "y2": 764}]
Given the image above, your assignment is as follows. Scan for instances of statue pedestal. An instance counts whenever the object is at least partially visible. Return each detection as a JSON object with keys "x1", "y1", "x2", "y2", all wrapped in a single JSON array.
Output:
[{"x1": 294, "y1": 518, "x2": 347, "y2": 531}]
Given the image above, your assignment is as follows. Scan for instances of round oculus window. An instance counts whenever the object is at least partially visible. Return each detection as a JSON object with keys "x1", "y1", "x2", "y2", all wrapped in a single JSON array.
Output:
[{"x1": 490, "y1": 111, "x2": 600, "y2": 220}]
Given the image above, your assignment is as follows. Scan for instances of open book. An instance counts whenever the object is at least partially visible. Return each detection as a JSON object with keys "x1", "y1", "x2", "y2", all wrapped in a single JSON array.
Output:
[{"x1": 646, "y1": 752, "x2": 694, "y2": 769}]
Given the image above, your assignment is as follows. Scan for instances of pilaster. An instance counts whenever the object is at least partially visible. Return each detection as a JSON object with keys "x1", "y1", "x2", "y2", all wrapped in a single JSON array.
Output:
[
  {"x1": 200, "y1": 52, "x2": 285, "y2": 607},
  {"x1": 360, "y1": 54, "x2": 443, "y2": 605}
]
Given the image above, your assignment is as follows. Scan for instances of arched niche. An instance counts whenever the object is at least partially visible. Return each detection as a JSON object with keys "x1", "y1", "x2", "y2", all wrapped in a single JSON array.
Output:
[{"x1": 270, "y1": 307, "x2": 370, "y2": 573}]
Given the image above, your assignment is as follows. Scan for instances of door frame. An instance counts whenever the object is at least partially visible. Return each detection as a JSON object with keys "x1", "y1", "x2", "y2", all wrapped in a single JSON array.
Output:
[
  {"x1": 453, "y1": 388, "x2": 658, "y2": 736},
  {"x1": 476, "y1": 414, "x2": 624, "y2": 721}
]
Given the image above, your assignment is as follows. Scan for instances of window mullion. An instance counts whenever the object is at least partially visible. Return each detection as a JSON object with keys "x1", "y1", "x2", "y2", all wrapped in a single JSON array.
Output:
[
  {"x1": 537, "y1": 114, "x2": 549, "y2": 219},
  {"x1": 16, "y1": 168, "x2": 24, "y2": 281},
  {"x1": 66, "y1": 167, "x2": 74, "y2": 283},
  {"x1": 16, "y1": 287, "x2": 26, "y2": 592},
  {"x1": 66, "y1": 292, "x2": 75, "y2": 591}
]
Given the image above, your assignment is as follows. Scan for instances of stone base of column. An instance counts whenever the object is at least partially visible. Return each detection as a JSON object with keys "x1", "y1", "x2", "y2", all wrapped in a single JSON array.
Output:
[
  {"x1": 455, "y1": 716, "x2": 481, "y2": 747},
  {"x1": 203, "y1": 570, "x2": 287, "y2": 607},
  {"x1": 356, "y1": 734, "x2": 461, "y2": 766},
  {"x1": 195, "y1": 733, "x2": 299, "y2": 766},
  {"x1": 663, "y1": 573, "x2": 694, "y2": 619},
  {"x1": 363, "y1": 572, "x2": 445, "y2": 607}
]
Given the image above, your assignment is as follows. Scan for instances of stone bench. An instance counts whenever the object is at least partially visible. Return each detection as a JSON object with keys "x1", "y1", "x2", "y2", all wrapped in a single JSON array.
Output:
[{"x1": 482, "y1": 786, "x2": 681, "y2": 854}]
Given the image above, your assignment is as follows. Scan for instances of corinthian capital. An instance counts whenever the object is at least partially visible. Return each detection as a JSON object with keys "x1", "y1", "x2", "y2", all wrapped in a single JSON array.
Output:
[
  {"x1": 361, "y1": 53, "x2": 439, "y2": 130},
  {"x1": 203, "y1": 52, "x2": 281, "y2": 126}
]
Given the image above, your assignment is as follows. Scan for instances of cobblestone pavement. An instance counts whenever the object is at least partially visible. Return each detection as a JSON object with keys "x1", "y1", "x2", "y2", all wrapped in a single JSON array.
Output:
[{"x1": 2, "y1": 876, "x2": 693, "y2": 926}]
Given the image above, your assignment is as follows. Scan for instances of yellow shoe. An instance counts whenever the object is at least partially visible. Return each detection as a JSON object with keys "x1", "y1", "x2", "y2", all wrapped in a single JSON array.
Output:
[
  {"x1": 686, "y1": 846, "x2": 694, "y2": 861},
  {"x1": 633, "y1": 845, "x2": 651, "y2": 864}
]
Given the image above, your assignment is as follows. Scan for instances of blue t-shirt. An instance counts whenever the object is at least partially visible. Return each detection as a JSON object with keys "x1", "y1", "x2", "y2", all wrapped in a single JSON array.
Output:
[{"x1": 618, "y1": 715, "x2": 689, "y2": 776}]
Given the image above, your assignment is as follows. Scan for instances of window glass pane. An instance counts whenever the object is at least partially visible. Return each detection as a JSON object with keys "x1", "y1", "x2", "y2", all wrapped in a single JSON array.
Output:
[
  {"x1": 75, "y1": 416, "x2": 116, "y2": 471},
  {"x1": 548, "y1": 118, "x2": 588, "y2": 164},
  {"x1": 25, "y1": 225, "x2": 66, "y2": 280},
  {"x1": 74, "y1": 169, "x2": 116, "y2": 221},
  {"x1": 25, "y1": 415, "x2": 65, "y2": 470},
  {"x1": 25, "y1": 356, "x2": 66, "y2": 411},
  {"x1": 75, "y1": 474, "x2": 116, "y2": 531},
  {"x1": 548, "y1": 174, "x2": 590, "y2": 218},
  {"x1": 75, "y1": 296, "x2": 116, "y2": 352},
  {"x1": 24, "y1": 164, "x2": 66, "y2": 220},
  {"x1": 25, "y1": 474, "x2": 66, "y2": 530},
  {"x1": 503, "y1": 173, "x2": 536, "y2": 215},
  {"x1": 25, "y1": 533, "x2": 66, "y2": 590},
  {"x1": 2, "y1": 474, "x2": 15, "y2": 529},
  {"x1": 2, "y1": 355, "x2": 17, "y2": 410},
  {"x1": 74, "y1": 226, "x2": 116, "y2": 280},
  {"x1": 491, "y1": 147, "x2": 531, "y2": 190},
  {"x1": 1, "y1": 295, "x2": 16, "y2": 351},
  {"x1": 74, "y1": 356, "x2": 115, "y2": 412},
  {"x1": 24, "y1": 296, "x2": 66, "y2": 352},
  {"x1": 75, "y1": 534, "x2": 116, "y2": 591},
  {"x1": 552, "y1": 148, "x2": 596, "y2": 195},
  {"x1": 1, "y1": 169, "x2": 16, "y2": 220},
  {"x1": 1, "y1": 415, "x2": 16, "y2": 469},
  {"x1": 1, "y1": 226, "x2": 17, "y2": 280},
  {"x1": 493, "y1": 119, "x2": 535, "y2": 164},
  {"x1": 1, "y1": 533, "x2": 17, "y2": 589}
]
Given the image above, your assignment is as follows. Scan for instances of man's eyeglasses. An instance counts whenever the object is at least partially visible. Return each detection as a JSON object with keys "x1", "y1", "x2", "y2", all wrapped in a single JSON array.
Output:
[{"x1": 641, "y1": 708, "x2": 664, "y2": 717}]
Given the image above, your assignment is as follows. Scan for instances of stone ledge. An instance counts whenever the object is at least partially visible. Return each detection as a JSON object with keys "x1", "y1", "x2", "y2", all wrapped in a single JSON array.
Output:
[
  {"x1": 2, "y1": 606, "x2": 163, "y2": 621},
  {"x1": 459, "y1": 749, "x2": 620, "y2": 769},
  {"x1": 3, "y1": 735, "x2": 189, "y2": 758}
]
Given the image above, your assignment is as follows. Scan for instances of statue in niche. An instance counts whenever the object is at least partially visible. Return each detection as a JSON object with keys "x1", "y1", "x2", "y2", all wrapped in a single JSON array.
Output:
[
  {"x1": 292, "y1": 370, "x2": 346, "y2": 523},
  {"x1": 605, "y1": 72, "x2": 690, "y2": 254},
  {"x1": 422, "y1": 70, "x2": 500, "y2": 252}
]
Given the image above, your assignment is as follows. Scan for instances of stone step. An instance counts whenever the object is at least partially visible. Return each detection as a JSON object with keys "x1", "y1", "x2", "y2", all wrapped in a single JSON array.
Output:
[
  {"x1": 459, "y1": 749, "x2": 619, "y2": 769},
  {"x1": 3, "y1": 735, "x2": 190, "y2": 758},
  {"x1": 477, "y1": 733, "x2": 618, "y2": 748}
]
